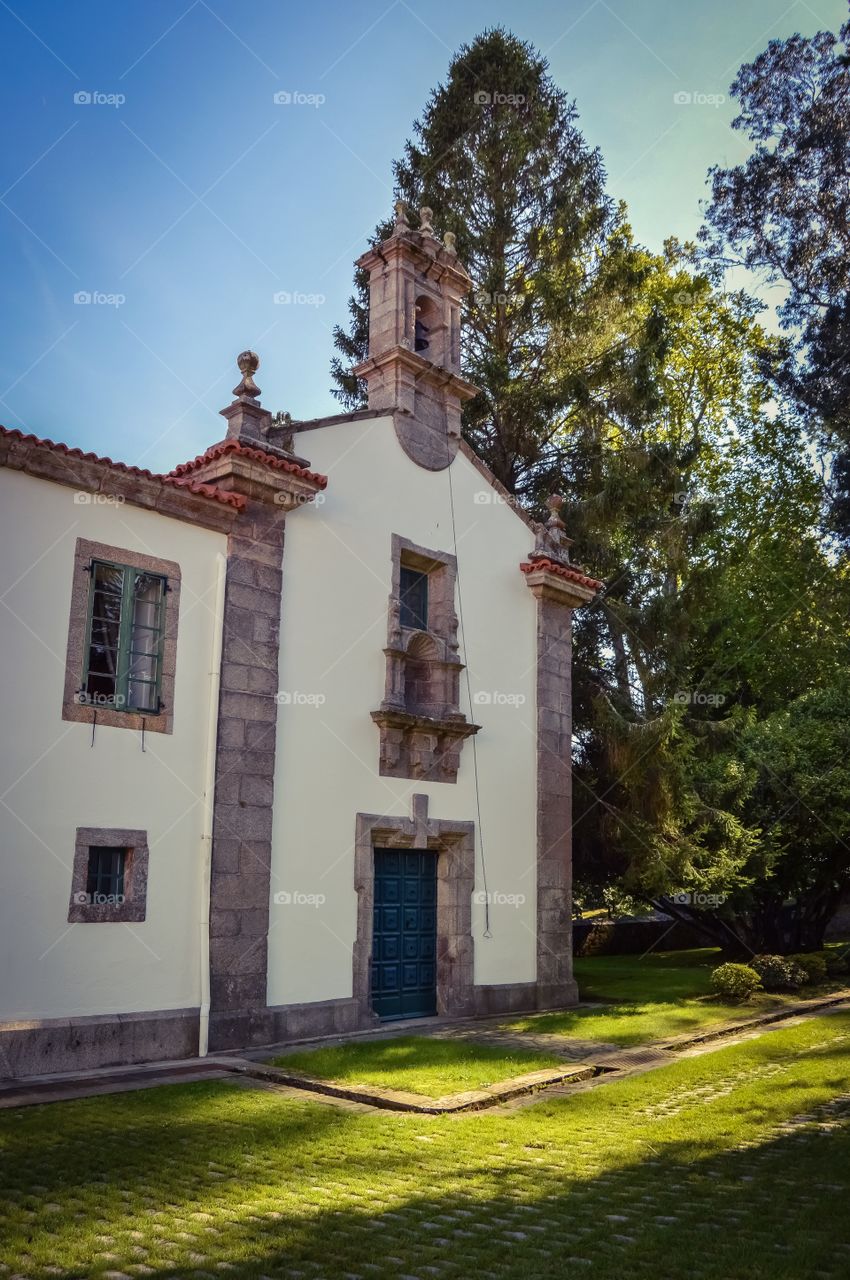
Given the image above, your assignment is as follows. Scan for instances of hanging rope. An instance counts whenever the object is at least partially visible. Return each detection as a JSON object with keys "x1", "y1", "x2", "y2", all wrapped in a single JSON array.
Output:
[{"x1": 444, "y1": 428, "x2": 492, "y2": 939}]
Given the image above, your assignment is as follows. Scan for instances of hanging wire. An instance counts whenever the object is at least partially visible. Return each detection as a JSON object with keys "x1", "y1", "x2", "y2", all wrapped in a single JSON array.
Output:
[
  {"x1": 90, "y1": 706, "x2": 97, "y2": 748},
  {"x1": 141, "y1": 717, "x2": 146, "y2": 753},
  {"x1": 444, "y1": 426, "x2": 492, "y2": 939}
]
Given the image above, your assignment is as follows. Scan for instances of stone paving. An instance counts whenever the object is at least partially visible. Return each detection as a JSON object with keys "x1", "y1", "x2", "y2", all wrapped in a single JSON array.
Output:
[{"x1": 4, "y1": 1037, "x2": 850, "y2": 1279}]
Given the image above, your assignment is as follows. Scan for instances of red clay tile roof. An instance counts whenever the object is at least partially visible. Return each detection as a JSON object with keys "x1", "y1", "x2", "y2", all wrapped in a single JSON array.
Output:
[
  {"x1": 0, "y1": 425, "x2": 246, "y2": 510},
  {"x1": 520, "y1": 556, "x2": 603, "y2": 593},
  {"x1": 169, "y1": 438, "x2": 328, "y2": 488}
]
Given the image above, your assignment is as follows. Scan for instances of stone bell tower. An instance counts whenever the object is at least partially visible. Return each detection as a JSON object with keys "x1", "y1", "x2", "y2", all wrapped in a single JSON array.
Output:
[{"x1": 353, "y1": 203, "x2": 479, "y2": 471}]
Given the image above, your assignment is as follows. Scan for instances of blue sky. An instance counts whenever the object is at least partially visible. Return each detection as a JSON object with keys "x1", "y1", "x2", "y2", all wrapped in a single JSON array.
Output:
[{"x1": 1, "y1": 0, "x2": 845, "y2": 473}]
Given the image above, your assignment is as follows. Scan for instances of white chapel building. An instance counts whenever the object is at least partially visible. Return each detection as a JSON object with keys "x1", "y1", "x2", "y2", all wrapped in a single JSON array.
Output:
[{"x1": 0, "y1": 206, "x2": 600, "y2": 1076}]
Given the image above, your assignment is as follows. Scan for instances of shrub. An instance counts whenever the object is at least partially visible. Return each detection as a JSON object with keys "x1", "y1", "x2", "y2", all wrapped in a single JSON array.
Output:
[
  {"x1": 788, "y1": 952, "x2": 828, "y2": 985},
  {"x1": 751, "y1": 954, "x2": 807, "y2": 991},
  {"x1": 824, "y1": 949, "x2": 849, "y2": 976},
  {"x1": 711, "y1": 962, "x2": 762, "y2": 1000}
]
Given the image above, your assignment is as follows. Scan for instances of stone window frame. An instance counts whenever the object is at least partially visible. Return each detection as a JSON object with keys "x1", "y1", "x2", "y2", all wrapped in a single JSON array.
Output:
[
  {"x1": 390, "y1": 534, "x2": 458, "y2": 652},
  {"x1": 374, "y1": 535, "x2": 478, "y2": 783},
  {"x1": 352, "y1": 797, "x2": 475, "y2": 1021},
  {"x1": 62, "y1": 537, "x2": 181, "y2": 735},
  {"x1": 68, "y1": 827, "x2": 149, "y2": 923}
]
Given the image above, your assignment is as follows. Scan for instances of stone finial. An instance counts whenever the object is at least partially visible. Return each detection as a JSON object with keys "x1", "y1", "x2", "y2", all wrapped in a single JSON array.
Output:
[
  {"x1": 419, "y1": 206, "x2": 435, "y2": 237},
  {"x1": 394, "y1": 199, "x2": 410, "y2": 231},
  {"x1": 443, "y1": 231, "x2": 457, "y2": 255},
  {"x1": 546, "y1": 493, "x2": 566, "y2": 531},
  {"x1": 233, "y1": 350, "x2": 261, "y2": 400},
  {"x1": 532, "y1": 492, "x2": 575, "y2": 563}
]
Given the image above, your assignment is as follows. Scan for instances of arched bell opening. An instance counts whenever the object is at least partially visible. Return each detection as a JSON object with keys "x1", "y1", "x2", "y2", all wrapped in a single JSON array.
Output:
[{"x1": 414, "y1": 295, "x2": 439, "y2": 356}]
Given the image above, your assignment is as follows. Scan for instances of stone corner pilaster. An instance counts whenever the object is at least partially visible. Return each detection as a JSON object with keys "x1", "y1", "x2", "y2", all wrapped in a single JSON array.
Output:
[{"x1": 521, "y1": 557, "x2": 594, "y2": 1005}]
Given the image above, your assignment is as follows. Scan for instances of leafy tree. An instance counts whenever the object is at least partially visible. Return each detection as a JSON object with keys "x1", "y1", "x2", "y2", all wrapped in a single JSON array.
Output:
[
  {"x1": 701, "y1": 19, "x2": 850, "y2": 539},
  {"x1": 729, "y1": 677, "x2": 850, "y2": 951},
  {"x1": 569, "y1": 239, "x2": 850, "y2": 953},
  {"x1": 330, "y1": 28, "x2": 660, "y2": 498}
]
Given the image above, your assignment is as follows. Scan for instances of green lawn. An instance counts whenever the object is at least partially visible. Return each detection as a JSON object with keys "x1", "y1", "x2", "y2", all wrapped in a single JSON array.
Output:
[
  {"x1": 504, "y1": 948, "x2": 844, "y2": 1045},
  {"x1": 269, "y1": 1035, "x2": 564, "y2": 1097},
  {"x1": 2, "y1": 1014, "x2": 850, "y2": 1278}
]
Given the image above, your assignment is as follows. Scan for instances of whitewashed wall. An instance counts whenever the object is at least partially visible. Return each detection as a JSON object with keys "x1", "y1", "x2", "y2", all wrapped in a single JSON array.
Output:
[
  {"x1": 0, "y1": 471, "x2": 225, "y2": 1021},
  {"x1": 268, "y1": 416, "x2": 538, "y2": 1006}
]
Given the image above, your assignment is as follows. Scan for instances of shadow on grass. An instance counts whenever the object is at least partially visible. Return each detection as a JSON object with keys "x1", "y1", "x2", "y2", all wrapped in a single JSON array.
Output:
[{"x1": 2, "y1": 1027, "x2": 850, "y2": 1279}]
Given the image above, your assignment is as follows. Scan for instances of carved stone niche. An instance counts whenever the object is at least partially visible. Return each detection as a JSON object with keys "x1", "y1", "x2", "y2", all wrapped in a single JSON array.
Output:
[{"x1": 372, "y1": 535, "x2": 480, "y2": 782}]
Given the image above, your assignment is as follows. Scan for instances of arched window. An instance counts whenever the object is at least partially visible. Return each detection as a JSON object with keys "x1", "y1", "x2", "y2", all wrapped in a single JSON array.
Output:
[{"x1": 414, "y1": 296, "x2": 436, "y2": 354}]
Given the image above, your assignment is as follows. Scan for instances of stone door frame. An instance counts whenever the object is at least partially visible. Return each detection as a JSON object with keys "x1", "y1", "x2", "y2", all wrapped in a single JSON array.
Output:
[{"x1": 352, "y1": 795, "x2": 475, "y2": 1022}]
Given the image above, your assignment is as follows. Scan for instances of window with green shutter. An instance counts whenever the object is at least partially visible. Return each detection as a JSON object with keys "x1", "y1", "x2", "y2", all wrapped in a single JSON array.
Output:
[{"x1": 81, "y1": 560, "x2": 167, "y2": 714}]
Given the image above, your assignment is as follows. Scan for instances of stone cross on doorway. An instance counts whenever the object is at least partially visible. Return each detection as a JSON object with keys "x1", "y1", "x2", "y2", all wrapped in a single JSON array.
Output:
[{"x1": 411, "y1": 793, "x2": 430, "y2": 847}]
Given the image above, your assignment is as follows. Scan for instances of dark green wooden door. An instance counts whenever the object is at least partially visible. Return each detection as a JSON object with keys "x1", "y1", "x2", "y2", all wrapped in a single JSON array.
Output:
[{"x1": 372, "y1": 849, "x2": 437, "y2": 1019}]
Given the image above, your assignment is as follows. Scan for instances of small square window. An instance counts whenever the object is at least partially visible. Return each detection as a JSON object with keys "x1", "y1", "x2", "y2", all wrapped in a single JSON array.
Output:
[
  {"x1": 86, "y1": 846, "x2": 126, "y2": 903},
  {"x1": 399, "y1": 566, "x2": 428, "y2": 631},
  {"x1": 68, "y1": 828, "x2": 149, "y2": 923},
  {"x1": 82, "y1": 561, "x2": 167, "y2": 714}
]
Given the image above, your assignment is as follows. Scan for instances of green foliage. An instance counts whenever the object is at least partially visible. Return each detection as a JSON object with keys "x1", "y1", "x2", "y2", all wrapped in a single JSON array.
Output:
[
  {"x1": 330, "y1": 27, "x2": 850, "y2": 956},
  {"x1": 330, "y1": 29, "x2": 659, "y2": 499},
  {"x1": 710, "y1": 962, "x2": 762, "y2": 1001},
  {"x1": 788, "y1": 953, "x2": 829, "y2": 985},
  {"x1": 751, "y1": 955, "x2": 807, "y2": 992},
  {"x1": 702, "y1": 19, "x2": 850, "y2": 539}
]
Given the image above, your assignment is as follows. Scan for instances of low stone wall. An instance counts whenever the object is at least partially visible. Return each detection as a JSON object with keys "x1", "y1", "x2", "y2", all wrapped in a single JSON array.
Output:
[
  {"x1": 573, "y1": 918, "x2": 701, "y2": 957},
  {"x1": 0, "y1": 1008, "x2": 199, "y2": 1079}
]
